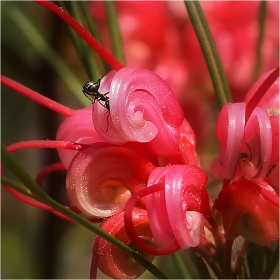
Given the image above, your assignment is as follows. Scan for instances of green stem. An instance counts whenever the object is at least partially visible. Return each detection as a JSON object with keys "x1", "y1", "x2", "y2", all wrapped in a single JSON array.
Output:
[
  {"x1": 78, "y1": 1, "x2": 106, "y2": 76},
  {"x1": 262, "y1": 244, "x2": 279, "y2": 279},
  {"x1": 184, "y1": 1, "x2": 232, "y2": 107},
  {"x1": 233, "y1": 240, "x2": 249, "y2": 278},
  {"x1": 67, "y1": 1, "x2": 101, "y2": 81},
  {"x1": 104, "y1": 1, "x2": 125, "y2": 64},
  {"x1": 1, "y1": 144, "x2": 167, "y2": 279},
  {"x1": 252, "y1": 0, "x2": 267, "y2": 82},
  {"x1": 224, "y1": 238, "x2": 234, "y2": 278},
  {"x1": 171, "y1": 251, "x2": 192, "y2": 278},
  {"x1": 65, "y1": 1, "x2": 96, "y2": 81},
  {"x1": 7, "y1": 5, "x2": 87, "y2": 106},
  {"x1": 1, "y1": 176, "x2": 34, "y2": 198},
  {"x1": 78, "y1": 1, "x2": 103, "y2": 44},
  {"x1": 1, "y1": 144, "x2": 47, "y2": 200}
]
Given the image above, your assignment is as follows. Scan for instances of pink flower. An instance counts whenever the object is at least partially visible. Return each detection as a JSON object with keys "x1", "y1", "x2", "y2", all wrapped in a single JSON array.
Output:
[
  {"x1": 56, "y1": 105, "x2": 104, "y2": 168},
  {"x1": 145, "y1": 165, "x2": 210, "y2": 249},
  {"x1": 91, "y1": 68, "x2": 185, "y2": 157},
  {"x1": 66, "y1": 143, "x2": 155, "y2": 217},
  {"x1": 213, "y1": 68, "x2": 279, "y2": 246},
  {"x1": 211, "y1": 68, "x2": 279, "y2": 182},
  {"x1": 123, "y1": 164, "x2": 210, "y2": 255}
]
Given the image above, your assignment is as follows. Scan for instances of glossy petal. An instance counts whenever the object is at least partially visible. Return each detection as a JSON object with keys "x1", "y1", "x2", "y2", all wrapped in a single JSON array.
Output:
[
  {"x1": 56, "y1": 106, "x2": 104, "y2": 168},
  {"x1": 211, "y1": 102, "x2": 246, "y2": 179},
  {"x1": 93, "y1": 67, "x2": 185, "y2": 157},
  {"x1": 146, "y1": 165, "x2": 209, "y2": 249},
  {"x1": 216, "y1": 179, "x2": 279, "y2": 245},
  {"x1": 239, "y1": 107, "x2": 272, "y2": 181},
  {"x1": 66, "y1": 143, "x2": 155, "y2": 217},
  {"x1": 97, "y1": 209, "x2": 155, "y2": 279}
]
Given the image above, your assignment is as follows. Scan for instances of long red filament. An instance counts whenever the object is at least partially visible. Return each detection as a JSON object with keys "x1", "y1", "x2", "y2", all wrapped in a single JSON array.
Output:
[
  {"x1": 245, "y1": 67, "x2": 279, "y2": 122},
  {"x1": 36, "y1": 162, "x2": 66, "y2": 187},
  {"x1": 90, "y1": 236, "x2": 100, "y2": 279},
  {"x1": 34, "y1": 0, "x2": 124, "y2": 71},
  {"x1": 124, "y1": 184, "x2": 181, "y2": 256},
  {"x1": 1, "y1": 75, "x2": 75, "y2": 117},
  {"x1": 4, "y1": 141, "x2": 103, "y2": 223},
  {"x1": 7, "y1": 140, "x2": 88, "y2": 153}
]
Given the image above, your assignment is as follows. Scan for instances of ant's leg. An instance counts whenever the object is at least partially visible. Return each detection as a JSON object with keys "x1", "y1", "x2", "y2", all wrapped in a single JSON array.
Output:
[
  {"x1": 105, "y1": 111, "x2": 110, "y2": 132},
  {"x1": 97, "y1": 100, "x2": 109, "y2": 110},
  {"x1": 83, "y1": 90, "x2": 94, "y2": 103}
]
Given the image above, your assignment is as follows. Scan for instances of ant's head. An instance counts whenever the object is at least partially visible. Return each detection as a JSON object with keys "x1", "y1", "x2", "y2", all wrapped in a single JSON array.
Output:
[{"x1": 83, "y1": 80, "x2": 100, "y2": 93}]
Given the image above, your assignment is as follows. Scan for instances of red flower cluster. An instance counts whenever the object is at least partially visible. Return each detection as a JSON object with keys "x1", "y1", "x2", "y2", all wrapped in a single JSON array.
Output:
[
  {"x1": 2, "y1": 1, "x2": 279, "y2": 279},
  {"x1": 213, "y1": 68, "x2": 279, "y2": 246}
]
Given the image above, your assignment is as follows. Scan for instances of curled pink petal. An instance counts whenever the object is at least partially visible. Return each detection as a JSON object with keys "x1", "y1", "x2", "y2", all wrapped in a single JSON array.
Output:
[
  {"x1": 239, "y1": 107, "x2": 272, "y2": 181},
  {"x1": 92, "y1": 70, "x2": 127, "y2": 144},
  {"x1": 66, "y1": 143, "x2": 155, "y2": 217},
  {"x1": 146, "y1": 165, "x2": 209, "y2": 249},
  {"x1": 124, "y1": 184, "x2": 180, "y2": 255},
  {"x1": 211, "y1": 102, "x2": 246, "y2": 179},
  {"x1": 146, "y1": 168, "x2": 175, "y2": 248},
  {"x1": 164, "y1": 165, "x2": 209, "y2": 248},
  {"x1": 56, "y1": 106, "x2": 104, "y2": 168},
  {"x1": 93, "y1": 67, "x2": 185, "y2": 157}
]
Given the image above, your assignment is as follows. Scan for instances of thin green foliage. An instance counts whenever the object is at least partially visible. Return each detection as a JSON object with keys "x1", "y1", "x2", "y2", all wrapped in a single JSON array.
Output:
[
  {"x1": 184, "y1": 1, "x2": 232, "y2": 107},
  {"x1": 104, "y1": 1, "x2": 125, "y2": 64},
  {"x1": 7, "y1": 4, "x2": 86, "y2": 106}
]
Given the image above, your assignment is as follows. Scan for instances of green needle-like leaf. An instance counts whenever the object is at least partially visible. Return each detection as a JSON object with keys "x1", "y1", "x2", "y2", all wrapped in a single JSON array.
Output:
[
  {"x1": 66, "y1": 1, "x2": 102, "y2": 81},
  {"x1": 7, "y1": 5, "x2": 87, "y2": 106},
  {"x1": 1, "y1": 176, "x2": 35, "y2": 198},
  {"x1": 1, "y1": 144, "x2": 46, "y2": 200},
  {"x1": 171, "y1": 251, "x2": 192, "y2": 279},
  {"x1": 184, "y1": 1, "x2": 232, "y2": 107},
  {"x1": 104, "y1": 1, "x2": 125, "y2": 64}
]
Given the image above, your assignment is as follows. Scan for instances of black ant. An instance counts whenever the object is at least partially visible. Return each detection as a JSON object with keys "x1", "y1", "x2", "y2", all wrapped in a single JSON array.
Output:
[
  {"x1": 82, "y1": 79, "x2": 110, "y2": 111},
  {"x1": 82, "y1": 79, "x2": 110, "y2": 131}
]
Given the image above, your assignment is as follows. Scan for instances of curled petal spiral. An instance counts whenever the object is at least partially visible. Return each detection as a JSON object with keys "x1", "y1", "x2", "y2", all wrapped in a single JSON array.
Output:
[
  {"x1": 146, "y1": 165, "x2": 210, "y2": 249},
  {"x1": 93, "y1": 67, "x2": 185, "y2": 157},
  {"x1": 239, "y1": 107, "x2": 272, "y2": 181},
  {"x1": 216, "y1": 179, "x2": 279, "y2": 245},
  {"x1": 211, "y1": 102, "x2": 246, "y2": 179},
  {"x1": 66, "y1": 143, "x2": 155, "y2": 217},
  {"x1": 56, "y1": 106, "x2": 104, "y2": 168},
  {"x1": 95, "y1": 209, "x2": 155, "y2": 279}
]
